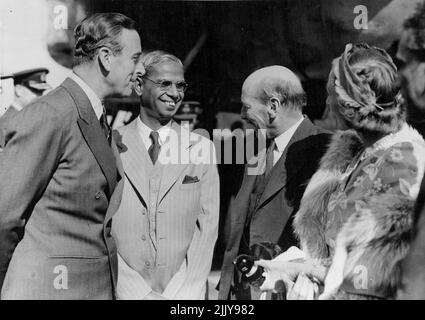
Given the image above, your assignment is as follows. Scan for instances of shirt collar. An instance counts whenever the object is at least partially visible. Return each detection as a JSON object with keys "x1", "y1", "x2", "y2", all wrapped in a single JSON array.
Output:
[
  {"x1": 274, "y1": 115, "x2": 305, "y2": 153},
  {"x1": 70, "y1": 72, "x2": 103, "y2": 120},
  {"x1": 136, "y1": 116, "x2": 172, "y2": 147}
]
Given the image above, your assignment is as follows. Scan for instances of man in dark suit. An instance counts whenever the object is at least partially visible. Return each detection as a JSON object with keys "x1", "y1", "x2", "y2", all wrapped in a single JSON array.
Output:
[
  {"x1": 218, "y1": 66, "x2": 330, "y2": 300},
  {"x1": 0, "y1": 12, "x2": 142, "y2": 299}
]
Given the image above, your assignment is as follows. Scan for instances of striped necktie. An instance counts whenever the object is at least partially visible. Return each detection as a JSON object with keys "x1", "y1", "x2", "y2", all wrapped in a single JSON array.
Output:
[
  {"x1": 99, "y1": 106, "x2": 111, "y2": 144},
  {"x1": 148, "y1": 131, "x2": 161, "y2": 164}
]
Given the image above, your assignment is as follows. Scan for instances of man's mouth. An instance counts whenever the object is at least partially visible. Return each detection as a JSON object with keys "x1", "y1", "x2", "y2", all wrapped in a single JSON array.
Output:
[{"x1": 161, "y1": 100, "x2": 177, "y2": 107}]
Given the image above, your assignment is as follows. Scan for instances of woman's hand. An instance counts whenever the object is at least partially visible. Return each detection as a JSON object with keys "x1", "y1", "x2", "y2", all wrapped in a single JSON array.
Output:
[
  {"x1": 287, "y1": 273, "x2": 319, "y2": 300},
  {"x1": 256, "y1": 259, "x2": 307, "y2": 282},
  {"x1": 255, "y1": 259, "x2": 306, "y2": 292}
]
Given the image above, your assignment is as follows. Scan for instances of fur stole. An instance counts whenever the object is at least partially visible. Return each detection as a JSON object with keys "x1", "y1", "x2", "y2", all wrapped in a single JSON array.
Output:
[
  {"x1": 293, "y1": 129, "x2": 363, "y2": 260},
  {"x1": 293, "y1": 125, "x2": 425, "y2": 298}
]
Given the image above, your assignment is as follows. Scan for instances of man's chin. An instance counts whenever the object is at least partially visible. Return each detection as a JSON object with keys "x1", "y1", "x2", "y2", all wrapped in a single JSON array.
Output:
[
  {"x1": 120, "y1": 88, "x2": 133, "y2": 97},
  {"x1": 245, "y1": 120, "x2": 260, "y2": 130},
  {"x1": 158, "y1": 115, "x2": 173, "y2": 125}
]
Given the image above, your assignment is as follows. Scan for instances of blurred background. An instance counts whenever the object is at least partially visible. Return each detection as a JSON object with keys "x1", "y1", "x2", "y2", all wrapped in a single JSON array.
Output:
[{"x1": 0, "y1": 0, "x2": 422, "y2": 270}]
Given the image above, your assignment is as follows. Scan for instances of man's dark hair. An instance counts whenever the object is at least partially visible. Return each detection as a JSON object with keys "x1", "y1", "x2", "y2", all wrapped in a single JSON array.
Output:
[{"x1": 73, "y1": 12, "x2": 137, "y2": 66}]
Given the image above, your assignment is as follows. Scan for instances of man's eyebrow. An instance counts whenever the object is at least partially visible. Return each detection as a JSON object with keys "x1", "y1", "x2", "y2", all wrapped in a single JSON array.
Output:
[{"x1": 133, "y1": 52, "x2": 142, "y2": 59}]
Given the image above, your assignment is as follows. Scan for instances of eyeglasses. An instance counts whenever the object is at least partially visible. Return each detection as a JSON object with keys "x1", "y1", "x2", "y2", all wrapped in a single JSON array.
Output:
[{"x1": 142, "y1": 76, "x2": 188, "y2": 93}]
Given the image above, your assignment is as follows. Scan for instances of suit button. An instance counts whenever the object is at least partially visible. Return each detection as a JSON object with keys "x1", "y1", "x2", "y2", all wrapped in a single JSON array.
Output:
[
  {"x1": 141, "y1": 235, "x2": 146, "y2": 241},
  {"x1": 145, "y1": 261, "x2": 150, "y2": 267},
  {"x1": 95, "y1": 191, "x2": 102, "y2": 199}
]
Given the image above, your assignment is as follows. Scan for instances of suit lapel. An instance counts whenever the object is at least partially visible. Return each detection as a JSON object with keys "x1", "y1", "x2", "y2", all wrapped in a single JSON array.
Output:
[
  {"x1": 120, "y1": 119, "x2": 152, "y2": 206},
  {"x1": 104, "y1": 136, "x2": 125, "y2": 223},
  {"x1": 158, "y1": 122, "x2": 190, "y2": 203},
  {"x1": 256, "y1": 118, "x2": 316, "y2": 209},
  {"x1": 61, "y1": 78, "x2": 117, "y2": 196},
  {"x1": 230, "y1": 145, "x2": 267, "y2": 226}
]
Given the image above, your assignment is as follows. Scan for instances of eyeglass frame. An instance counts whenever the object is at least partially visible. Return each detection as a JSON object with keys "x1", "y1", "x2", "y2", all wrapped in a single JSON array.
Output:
[{"x1": 142, "y1": 76, "x2": 188, "y2": 93}]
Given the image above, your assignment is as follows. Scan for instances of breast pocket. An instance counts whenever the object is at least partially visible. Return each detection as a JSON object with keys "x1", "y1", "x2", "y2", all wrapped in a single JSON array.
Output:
[{"x1": 180, "y1": 181, "x2": 201, "y2": 190}]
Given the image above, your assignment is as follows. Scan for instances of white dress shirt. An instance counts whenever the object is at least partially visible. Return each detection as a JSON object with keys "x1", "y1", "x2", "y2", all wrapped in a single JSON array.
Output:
[
  {"x1": 272, "y1": 115, "x2": 305, "y2": 165},
  {"x1": 70, "y1": 72, "x2": 103, "y2": 120},
  {"x1": 136, "y1": 116, "x2": 172, "y2": 150}
]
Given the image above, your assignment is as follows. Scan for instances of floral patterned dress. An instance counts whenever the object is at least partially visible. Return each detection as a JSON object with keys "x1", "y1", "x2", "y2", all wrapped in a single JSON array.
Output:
[
  {"x1": 295, "y1": 123, "x2": 425, "y2": 298},
  {"x1": 325, "y1": 135, "x2": 421, "y2": 249},
  {"x1": 319, "y1": 124, "x2": 425, "y2": 297}
]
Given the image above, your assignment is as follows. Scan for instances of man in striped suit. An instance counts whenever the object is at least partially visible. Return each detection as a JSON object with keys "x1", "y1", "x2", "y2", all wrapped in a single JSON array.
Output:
[{"x1": 112, "y1": 51, "x2": 219, "y2": 299}]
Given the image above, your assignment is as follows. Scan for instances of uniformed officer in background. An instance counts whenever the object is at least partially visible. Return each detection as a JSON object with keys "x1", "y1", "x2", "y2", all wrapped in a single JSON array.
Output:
[{"x1": 0, "y1": 68, "x2": 51, "y2": 124}]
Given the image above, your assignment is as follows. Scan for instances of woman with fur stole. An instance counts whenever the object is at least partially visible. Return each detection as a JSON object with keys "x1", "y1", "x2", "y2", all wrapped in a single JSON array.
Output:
[{"x1": 257, "y1": 43, "x2": 425, "y2": 300}]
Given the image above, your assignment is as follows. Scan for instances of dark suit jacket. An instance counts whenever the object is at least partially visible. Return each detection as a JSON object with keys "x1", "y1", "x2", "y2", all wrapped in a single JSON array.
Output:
[
  {"x1": 218, "y1": 118, "x2": 330, "y2": 300},
  {"x1": 0, "y1": 78, "x2": 123, "y2": 299}
]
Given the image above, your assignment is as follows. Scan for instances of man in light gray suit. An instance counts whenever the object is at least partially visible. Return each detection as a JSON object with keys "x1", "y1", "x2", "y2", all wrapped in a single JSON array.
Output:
[
  {"x1": 0, "y1": 13, "x2": 142, "y2": 299},
  {"x1": 112, "y1": 51, "x2": 219, "y2": 300}
]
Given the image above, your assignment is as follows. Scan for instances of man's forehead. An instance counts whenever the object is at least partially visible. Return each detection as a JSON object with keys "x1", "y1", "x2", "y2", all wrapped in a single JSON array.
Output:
[
  {"x1": 150, "y1": 61, "x2": 184, "y2": 78},
  {"x1": 241, "y1": 80, "x2": 258, "y2": 98},
  {"x1": 120, "y1": 28, "x2": 142, "y2": 54}
]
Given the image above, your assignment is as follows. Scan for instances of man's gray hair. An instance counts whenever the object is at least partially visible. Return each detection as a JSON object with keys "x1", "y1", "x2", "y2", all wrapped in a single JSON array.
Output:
[
  {"x1": 257, "y1": 76, "x2": 307, "y2": 111},
  {"x1": 141, "y1": 50, "x2": 184, "y2": 77}
]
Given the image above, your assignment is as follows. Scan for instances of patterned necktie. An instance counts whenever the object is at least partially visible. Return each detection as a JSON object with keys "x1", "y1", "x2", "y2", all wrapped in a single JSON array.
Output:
[
  {"x1": 252, "y1": 139, "x2": 276, "y2": 209},
  {"x1": 99, "y1": 106, "x2": 111, "y2": 144},
  {"x1": 148, "y1": 131, "x2": 161, "y2": 165},
  {"x1": 264, "y1": 139, "x2": 276, "y2": 178}
]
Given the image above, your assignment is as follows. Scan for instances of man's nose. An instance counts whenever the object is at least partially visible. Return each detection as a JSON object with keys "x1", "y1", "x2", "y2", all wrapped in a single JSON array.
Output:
[
  {"x1": 167, "y1": 84, "x2": 179, "y2": 97},
  {"x1": 241, "y1": 106, "x2": 248, "y2": 117},
  {"x1": 133, "y1": 62, "x2": 146, "y2": 81}
]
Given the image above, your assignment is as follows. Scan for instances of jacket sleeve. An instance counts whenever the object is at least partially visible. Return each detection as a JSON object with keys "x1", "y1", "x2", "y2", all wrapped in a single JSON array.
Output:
[
  {"x1": 166, "y1": 142, "x2": 220, "y2": 299},
  {"x1": 0, "y1": 102, "x2": 64, "y2": 289}
]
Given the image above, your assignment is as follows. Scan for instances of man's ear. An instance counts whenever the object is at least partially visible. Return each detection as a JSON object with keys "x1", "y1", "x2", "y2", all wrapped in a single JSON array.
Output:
[
  {"x1": 98, "y1": 47, "x2": 113, "y2": 73},
  {"x1": 14, "y1": 84, "x2": 26, "y2": 97},
  {"x1": 267, "y1": 97, "x2": 281, "y2": 117},
  {"x1": 134, "y1": 79, "x2": 144, "y2": 96}
]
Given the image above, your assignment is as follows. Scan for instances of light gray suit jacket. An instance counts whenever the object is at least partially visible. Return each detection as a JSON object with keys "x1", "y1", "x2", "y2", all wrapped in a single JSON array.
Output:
[{"x1": 112, "y1": 119, "x2": 219, "y2": 299}]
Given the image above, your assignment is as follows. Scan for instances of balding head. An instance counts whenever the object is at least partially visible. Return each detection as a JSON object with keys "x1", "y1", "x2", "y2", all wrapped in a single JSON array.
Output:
[
  {"x1": 242, "y1": 65, "x2": 306, "y2": 111},
  {"x1": 241, "y1": 65, "x2": 306, "y2": 137}
]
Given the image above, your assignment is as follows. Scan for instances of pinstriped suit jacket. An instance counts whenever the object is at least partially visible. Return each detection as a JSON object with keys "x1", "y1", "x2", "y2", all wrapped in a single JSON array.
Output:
[
  {"x1": 112, "y1": 119, "x2": 219, "y2": 299},
  {"x1": 0, "y1": 78, "x2": 123, "y2": 299}
]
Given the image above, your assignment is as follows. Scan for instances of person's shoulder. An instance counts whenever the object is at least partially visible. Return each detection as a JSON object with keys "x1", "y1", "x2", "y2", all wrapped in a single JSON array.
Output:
[
  {"x1": 309, "y1": 120, "x2": 332, "y2": 137},
  {"x1": 19, "y1": 84, "x2": 75, "y2": 124},
  {"x1": 39, "y1": 85, "x2": 76, "y2": 115},
  {"x1": 383, "y1": 124, "x2": 425, "y2": 161},
  {"x1": 296, "y1": 120, "x2": 332, "y2": 149}
]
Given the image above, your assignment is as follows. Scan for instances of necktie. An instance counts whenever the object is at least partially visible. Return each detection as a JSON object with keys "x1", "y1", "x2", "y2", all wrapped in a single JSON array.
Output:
[
  {"x1": 264, "y1": 139, "x2": 276, "y2": 178},
  {"x1": 99, "y1": 106, "x2": 111, "y2": 144},
  {"x1": 148, "y1": 131, "x2": 161, "y2": 165},
  {"x1": 252, "y1": 139, "x2": 276, "y2": 209},
  {"x1": 243, "y1": 138, "x2": 276, "y2": 242}
]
